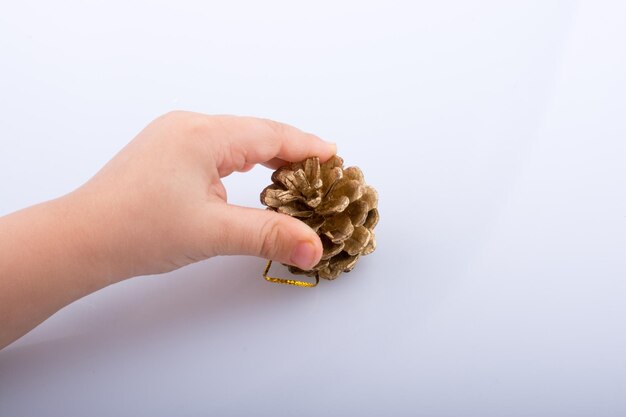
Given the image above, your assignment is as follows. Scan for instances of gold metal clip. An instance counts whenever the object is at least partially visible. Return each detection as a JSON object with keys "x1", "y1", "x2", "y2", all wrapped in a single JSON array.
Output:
[{"x1": 262, "y1": 260, "x2": 319, "y2": 287}]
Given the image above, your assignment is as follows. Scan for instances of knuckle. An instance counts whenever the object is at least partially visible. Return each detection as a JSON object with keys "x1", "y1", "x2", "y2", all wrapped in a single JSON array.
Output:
[
  {"x1": 185, "y1": 115, "x2": 212, "y2": 138},
  {"x1": 165, "y1": 109, "x2": 187, "y2": 118},
  {"x1": 160, "y1": 111, "x2": 212, "y2": 138},
  {"x1": 261, "y1": 118, "x2": 286, "y2": 137},
  {"x1": 259, "y1": 216, "x2": 284, "y2": 260},
  {"x1": 158, "y1": 110, "x2": 188, "y2": 124}
]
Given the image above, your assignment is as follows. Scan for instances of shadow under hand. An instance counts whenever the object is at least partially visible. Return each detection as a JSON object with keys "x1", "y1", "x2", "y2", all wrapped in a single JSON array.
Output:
[{"x1": 0, "y1": 256, "x2": 312, "y2": 382}]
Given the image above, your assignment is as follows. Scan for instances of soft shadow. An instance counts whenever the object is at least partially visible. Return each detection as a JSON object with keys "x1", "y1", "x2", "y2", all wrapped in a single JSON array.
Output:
[{"x1": 0, "y1": 257, "x2": 313, "y2": 381}]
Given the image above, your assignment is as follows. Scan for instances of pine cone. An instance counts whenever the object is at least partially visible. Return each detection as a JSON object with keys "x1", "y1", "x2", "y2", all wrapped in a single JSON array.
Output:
[{"x1": 260, "y1": 155, "x2": 378, "y2": 280}]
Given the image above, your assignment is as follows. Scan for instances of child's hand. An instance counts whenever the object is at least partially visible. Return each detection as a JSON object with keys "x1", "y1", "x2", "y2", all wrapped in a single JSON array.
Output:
[
  {"x1": 0, "y1": 111, "x2": 336, "y2": 348},
  {"x1": 76, "y1": 111, "x2": 336, "y2": 279}
]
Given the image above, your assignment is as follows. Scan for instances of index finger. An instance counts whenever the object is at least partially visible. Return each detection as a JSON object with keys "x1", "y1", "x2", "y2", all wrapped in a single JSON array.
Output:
[{"x1": 204, "y1": 114, "x2": 337, "y2": 176}]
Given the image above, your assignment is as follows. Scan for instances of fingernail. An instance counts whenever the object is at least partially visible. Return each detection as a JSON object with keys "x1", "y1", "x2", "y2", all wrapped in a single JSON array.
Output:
[{"x1": 290, "y1": 241, "x2": 317, "y2": 270}]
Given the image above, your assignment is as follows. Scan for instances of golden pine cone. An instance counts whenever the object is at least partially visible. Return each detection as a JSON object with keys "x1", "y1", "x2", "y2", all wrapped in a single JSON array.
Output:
[{"x1": 260, "y1": 155, "x2": 378, "y2": 280}]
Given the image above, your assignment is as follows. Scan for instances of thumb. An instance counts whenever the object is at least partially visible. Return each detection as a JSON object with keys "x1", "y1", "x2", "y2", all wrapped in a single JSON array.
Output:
[{"x1": 211, "y1": 204, "x2": 323, "y2": 270}]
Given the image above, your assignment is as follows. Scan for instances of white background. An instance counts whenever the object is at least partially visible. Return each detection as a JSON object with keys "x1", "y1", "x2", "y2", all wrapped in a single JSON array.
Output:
[{"x1": 1, "y1": 1, "x2": 625, "y2": 415}]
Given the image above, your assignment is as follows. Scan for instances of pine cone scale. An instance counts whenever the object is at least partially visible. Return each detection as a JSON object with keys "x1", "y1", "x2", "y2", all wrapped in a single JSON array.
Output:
[{"x1": 343, "y1": 225, "x2": 371, "y2": 256}]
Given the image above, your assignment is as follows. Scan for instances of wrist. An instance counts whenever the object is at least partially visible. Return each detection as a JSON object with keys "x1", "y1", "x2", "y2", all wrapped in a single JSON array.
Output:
[
  {"x1": 40, "y1": 193, "x2": 125, "y2": 289},
  {"x1": 60, "y1": 189, "x2": 132, "y2": 285}
]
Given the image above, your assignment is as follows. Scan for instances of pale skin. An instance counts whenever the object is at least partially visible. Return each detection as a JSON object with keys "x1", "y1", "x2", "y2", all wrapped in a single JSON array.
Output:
[{"x1": 0, "y1": 111, "x2": 337, "y2": 349}]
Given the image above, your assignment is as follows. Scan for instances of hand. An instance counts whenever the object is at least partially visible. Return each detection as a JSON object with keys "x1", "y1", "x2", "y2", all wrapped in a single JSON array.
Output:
[
  {"x1": 77, "y1": 111, "x2": 336, "y2": 278},
  {"x1": 0, "y1": 111, "x2": 336, "y2": 348}
]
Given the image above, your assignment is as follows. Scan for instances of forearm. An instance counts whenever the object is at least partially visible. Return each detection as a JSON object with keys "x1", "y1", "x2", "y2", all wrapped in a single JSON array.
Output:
[{"x1": 0, "y1": 194, "x2": 116, "y2": 349}]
